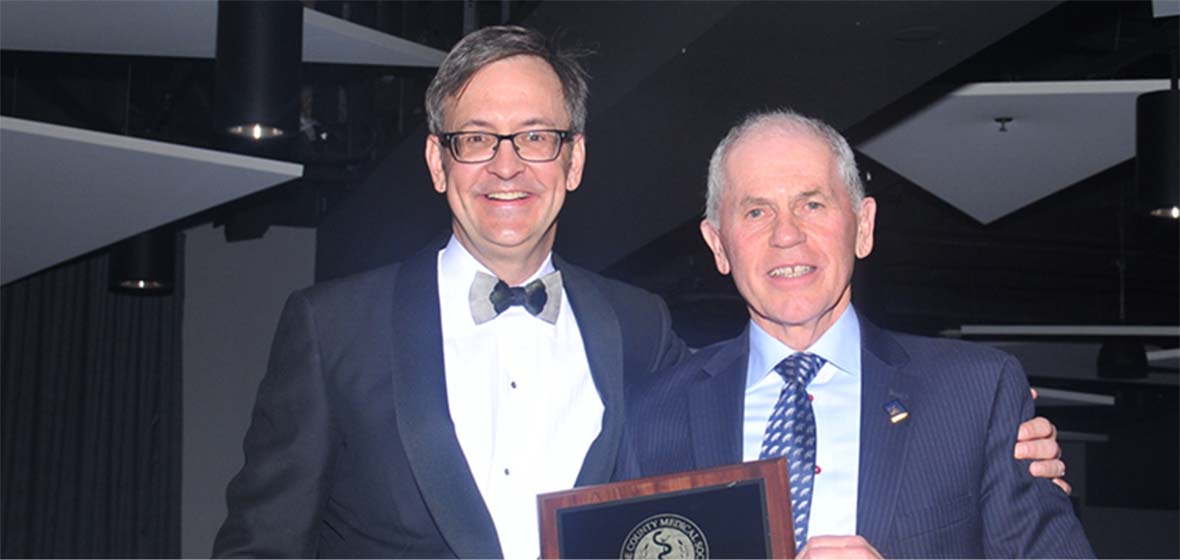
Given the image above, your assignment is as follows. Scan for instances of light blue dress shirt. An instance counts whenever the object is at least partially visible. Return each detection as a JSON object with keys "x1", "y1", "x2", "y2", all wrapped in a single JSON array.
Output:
[{"x1": 743, "y1": 305, "x2": 863, "y2": 538}]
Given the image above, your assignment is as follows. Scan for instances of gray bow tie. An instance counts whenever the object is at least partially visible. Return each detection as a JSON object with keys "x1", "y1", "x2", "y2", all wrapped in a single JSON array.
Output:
[{"x1": 469, "y1": 270, "x2": 562, "y2": 324}]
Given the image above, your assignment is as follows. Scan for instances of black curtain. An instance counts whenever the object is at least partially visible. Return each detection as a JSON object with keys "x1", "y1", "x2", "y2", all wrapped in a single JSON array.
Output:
[{"x1": 1, "y1": 248, "x2": 182, "y2": 558}]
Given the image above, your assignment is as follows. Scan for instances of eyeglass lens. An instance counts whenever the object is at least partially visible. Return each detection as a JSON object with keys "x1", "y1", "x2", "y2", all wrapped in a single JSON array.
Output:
[{"x1": 449, "y1": 131, "x2": 564, "y2": 162}]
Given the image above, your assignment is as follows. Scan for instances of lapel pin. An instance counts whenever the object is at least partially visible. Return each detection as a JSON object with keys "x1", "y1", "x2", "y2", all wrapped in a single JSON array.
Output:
[{"x1": 884, "y1": 399, "x2": 909, "y2": 424}]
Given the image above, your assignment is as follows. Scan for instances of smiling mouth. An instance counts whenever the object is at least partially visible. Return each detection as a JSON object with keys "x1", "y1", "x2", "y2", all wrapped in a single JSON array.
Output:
[
  {"x1": 768, "y1": 265, "x2": 815, "y2": 278},
  {"x1": 485, "y1": 192, "x2": 529, "y2": 201}
]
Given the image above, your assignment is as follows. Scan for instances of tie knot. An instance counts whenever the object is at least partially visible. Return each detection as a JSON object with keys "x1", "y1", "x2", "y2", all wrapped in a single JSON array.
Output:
[
  {"x1": 773, "y1": 353, "x2": 825, "y2": 387},
  {"x1": 490, "y1": 279, "x2": 548, "y2": 315}
]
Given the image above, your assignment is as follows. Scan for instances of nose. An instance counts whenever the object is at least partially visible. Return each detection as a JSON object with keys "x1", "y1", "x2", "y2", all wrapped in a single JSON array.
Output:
[
  {"x1": 770, "y1": 213, "x2": 805, "y2": 248},
  {"x1": 486, "y1": 137, "x2": 526, "y2": 179}
]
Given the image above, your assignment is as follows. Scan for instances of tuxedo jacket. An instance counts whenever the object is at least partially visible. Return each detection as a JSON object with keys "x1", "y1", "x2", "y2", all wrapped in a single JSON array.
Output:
[
  {"x1": 213, "y1": 242, "x2": 688, "y2": 558},
  {"x1": 616, "y1": 318, "x2": 1094, "y2": 558}
]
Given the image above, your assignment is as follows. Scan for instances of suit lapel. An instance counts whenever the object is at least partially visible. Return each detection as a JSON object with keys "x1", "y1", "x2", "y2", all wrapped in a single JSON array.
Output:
[
  {"x1": 388, "y1": 246, "x2": 502, "y2": 558},
  {"x1": 558, "y1": 258, "x2": 626, "y2": 487},
  {"x1": 855, "y1": 319, "x2": 919, "y2": 547},
  {"x1": 689, "y1": 332, "x2": 749, "y2": 469}
]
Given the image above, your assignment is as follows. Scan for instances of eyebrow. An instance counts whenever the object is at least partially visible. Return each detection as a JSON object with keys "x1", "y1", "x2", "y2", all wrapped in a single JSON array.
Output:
[
  {"x1": 520, "y1": 117, "x2": 560, "y2": 128},
  {"x1": 737, "y1": 189, "x2": 826, "y2": 206},
  {"x1": 738, "y1": 196, "x2": 774, "y2": 207},
  {"x1": 451, "y1": 117, "x2": 561, "y2": 131}
]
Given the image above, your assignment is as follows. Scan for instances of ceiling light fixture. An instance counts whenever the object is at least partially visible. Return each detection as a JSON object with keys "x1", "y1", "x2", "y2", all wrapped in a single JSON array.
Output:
[
  {"x1": 215, "y1": 1, "x2": 302, "y2": 141},
  {"x1": 109, "y1": 229, "x2": 175, "y2": 294},
  {"x1": 1136, "y1": 53, "x2": 1179, "y2": 219}
]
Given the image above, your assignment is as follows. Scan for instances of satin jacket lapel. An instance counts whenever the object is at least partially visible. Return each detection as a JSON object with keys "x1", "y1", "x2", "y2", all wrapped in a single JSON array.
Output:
[
  {"x1": 558, "y1": 258, "x2": 626, "y2": 487},
  {"x1": 855, "y1": 319, "x2": 919, "y2": 548},
  {"x1": 689, "y1": 332, "x2": 749, "y2": 469},
  {"x1": 388, "y1": 247, "x2": 502, "y2": 558}
]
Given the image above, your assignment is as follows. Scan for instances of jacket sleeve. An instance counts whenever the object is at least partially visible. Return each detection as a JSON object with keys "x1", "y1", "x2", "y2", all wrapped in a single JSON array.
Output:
[
  {"x1": 648, "y1": 295, "x2": 690, "y2": 374},
  {"x1": 212, "y1": 291, "x2": 335, "y2": 558},
  {"x1": 614, "y1": 295, "x2": 686, "y2": 484},
  {"x1": 980, "y1": 355, "x2": 1094, "y2": 558}
]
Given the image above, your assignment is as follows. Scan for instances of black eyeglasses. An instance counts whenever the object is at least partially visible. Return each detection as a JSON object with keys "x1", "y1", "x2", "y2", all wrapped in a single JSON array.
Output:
[{"x1": 438, "y1": 129, "x2": 571, "y2": 163}]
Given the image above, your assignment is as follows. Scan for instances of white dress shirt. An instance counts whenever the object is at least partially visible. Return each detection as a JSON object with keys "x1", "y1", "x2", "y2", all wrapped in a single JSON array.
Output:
[
  {"x1": 438, "y1": 236, "x2": 602, "y2": 559},
  {"x1": 742, "y1": 305, "x2": 863, "y2": 538}
]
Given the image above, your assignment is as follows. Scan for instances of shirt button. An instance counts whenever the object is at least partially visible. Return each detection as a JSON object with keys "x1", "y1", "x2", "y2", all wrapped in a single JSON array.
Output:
[
  {"x1": 808, "y1": 393, "x2": 814, "y2": 402},
  {"x1": 510, "y1": 381, "x2": 518, "y2": 389},
  {"x1": 815, "y1": 465, "x2": 822, "y2": 475},
  {"x1": 504, "y1": 468, "x2": 510, "y2": 476}
]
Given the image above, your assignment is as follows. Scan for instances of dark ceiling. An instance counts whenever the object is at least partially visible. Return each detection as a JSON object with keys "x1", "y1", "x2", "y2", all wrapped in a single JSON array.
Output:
[
  {"x1": 599, "y1": 1, "x2": 1180, "y2": 345},
  {"x1": 1, "y1": 0, "x2": 1176, "y2": 347}
]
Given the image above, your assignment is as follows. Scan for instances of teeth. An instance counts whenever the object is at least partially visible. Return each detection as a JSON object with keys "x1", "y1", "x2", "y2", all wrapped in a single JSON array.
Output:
[
  {"x1": 769, "y1": 265, "x2": 814, "y2": 278},
  {"x1": 486, "y1": 192, "x2": 528, "y2": 201}
]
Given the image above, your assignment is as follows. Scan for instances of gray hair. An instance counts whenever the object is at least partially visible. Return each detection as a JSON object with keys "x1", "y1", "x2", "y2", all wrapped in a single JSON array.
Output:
[
  {"x1": 705, "y1": 109, "x2": 865, "y2": 225},
  {"x1": 425, "y1": 26, "x2": 590, "y2": 135}
]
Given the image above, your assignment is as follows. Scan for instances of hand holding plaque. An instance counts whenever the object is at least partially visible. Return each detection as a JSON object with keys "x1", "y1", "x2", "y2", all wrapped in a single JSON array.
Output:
[{"x1": 537, "y1": 458, "x2": 794, "y2": 559}]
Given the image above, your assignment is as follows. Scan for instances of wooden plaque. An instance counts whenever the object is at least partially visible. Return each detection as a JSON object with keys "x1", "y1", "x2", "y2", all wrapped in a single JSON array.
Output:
[{"x1": 537, "y1": 458, "x2": 794, "y2": 559}]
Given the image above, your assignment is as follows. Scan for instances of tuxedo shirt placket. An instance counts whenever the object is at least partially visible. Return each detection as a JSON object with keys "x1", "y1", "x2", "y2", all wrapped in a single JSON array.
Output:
[
  {"x1": 488, "y1": 306, "x2": 539, "y2": 548},
  {"x1": 437, "y1": 237, "x2": 601, "y2": 560}
]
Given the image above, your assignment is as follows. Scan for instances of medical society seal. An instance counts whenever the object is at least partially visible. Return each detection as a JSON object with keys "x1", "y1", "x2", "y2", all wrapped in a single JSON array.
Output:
[{"x1": 620, "y1": 513, "x2": 709, "y2": 559}]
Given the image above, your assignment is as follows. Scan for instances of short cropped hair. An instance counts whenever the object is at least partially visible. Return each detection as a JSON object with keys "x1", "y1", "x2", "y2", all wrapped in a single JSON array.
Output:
[
  {"x1": 425, "y1": 25, "x2": 590, "y2": 135},
  {"x1": 705, "y1": 109, "x2": 865, "y2": 225}
]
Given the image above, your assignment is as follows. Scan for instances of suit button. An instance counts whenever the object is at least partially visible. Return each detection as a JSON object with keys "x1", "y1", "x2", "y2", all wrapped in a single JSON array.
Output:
[{"x1": 510, "y1": 381, "x2": 518, "y2": 389}]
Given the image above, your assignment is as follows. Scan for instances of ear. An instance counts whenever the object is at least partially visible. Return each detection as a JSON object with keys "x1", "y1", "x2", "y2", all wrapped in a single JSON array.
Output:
[
  {"x1": 855, "y1": 196, "x2": 877, "y2": 259},
  {"x1": 564, "y1": 134, "x2": 587, "y2": 192},
  {"x1": 425, "y1": 134, "x2": 448, "y2": 194},
  {"x1": 699, "y1": 219, "x2": 732, "y2": 275}
]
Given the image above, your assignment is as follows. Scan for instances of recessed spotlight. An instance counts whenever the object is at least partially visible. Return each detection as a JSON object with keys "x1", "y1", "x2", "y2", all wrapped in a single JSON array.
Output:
[
  {"x1": 226, "y1": 123, "x2": 285, "y2": 140},
  {"x1": 1149, "y1": 206, "x2": 1180, "y2": 220}
]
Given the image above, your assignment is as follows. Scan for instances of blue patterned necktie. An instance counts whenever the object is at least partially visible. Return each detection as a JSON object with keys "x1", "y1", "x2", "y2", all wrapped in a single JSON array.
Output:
[{"x1": 759, "y1": 352, "x2": 826, "y2": 553}]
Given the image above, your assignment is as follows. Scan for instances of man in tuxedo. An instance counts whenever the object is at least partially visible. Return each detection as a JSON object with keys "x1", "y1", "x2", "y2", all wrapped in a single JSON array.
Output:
[
  {"x1": 618, "y1": 110, "x2": 1093, "y2": 558},
  {"x1": 213, "y1": 26, "x2": 688, "y2": 558},
  {"x1": 214, "y1": 26, "x2": 1069, "y2": 559}
]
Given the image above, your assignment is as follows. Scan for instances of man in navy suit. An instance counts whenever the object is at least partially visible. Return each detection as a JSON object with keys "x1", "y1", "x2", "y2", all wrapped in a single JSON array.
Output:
[
  {"x1": 618, "y1": 110, "x2": 1093, "y2": 558},
  {"x1": 214, "y1": 26, "x2": 1070, "y2": 558}
]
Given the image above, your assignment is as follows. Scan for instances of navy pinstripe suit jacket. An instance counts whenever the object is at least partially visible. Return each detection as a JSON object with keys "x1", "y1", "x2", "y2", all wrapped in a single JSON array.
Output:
[{"x1": 616, "y1": 318, "x2": 1094, "y2": 558}]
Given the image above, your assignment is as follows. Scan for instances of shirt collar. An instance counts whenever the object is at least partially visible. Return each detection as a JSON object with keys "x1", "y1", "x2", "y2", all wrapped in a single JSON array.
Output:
[
  {"x1": 438, "y1": 235, "x2": 555, "y2": 294},
  {"x1": 745, "y1": 304, "x2": 862, "y2": 390}
]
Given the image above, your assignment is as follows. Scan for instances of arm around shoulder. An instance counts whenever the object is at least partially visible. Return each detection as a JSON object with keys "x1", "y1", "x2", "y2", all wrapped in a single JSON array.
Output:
[
  {"x1": 980, "y1": 354, "x2": 1094, "y2": 558},
  {"x1": 649, "y1": 295, "x2": 689, "y2": 373}
]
